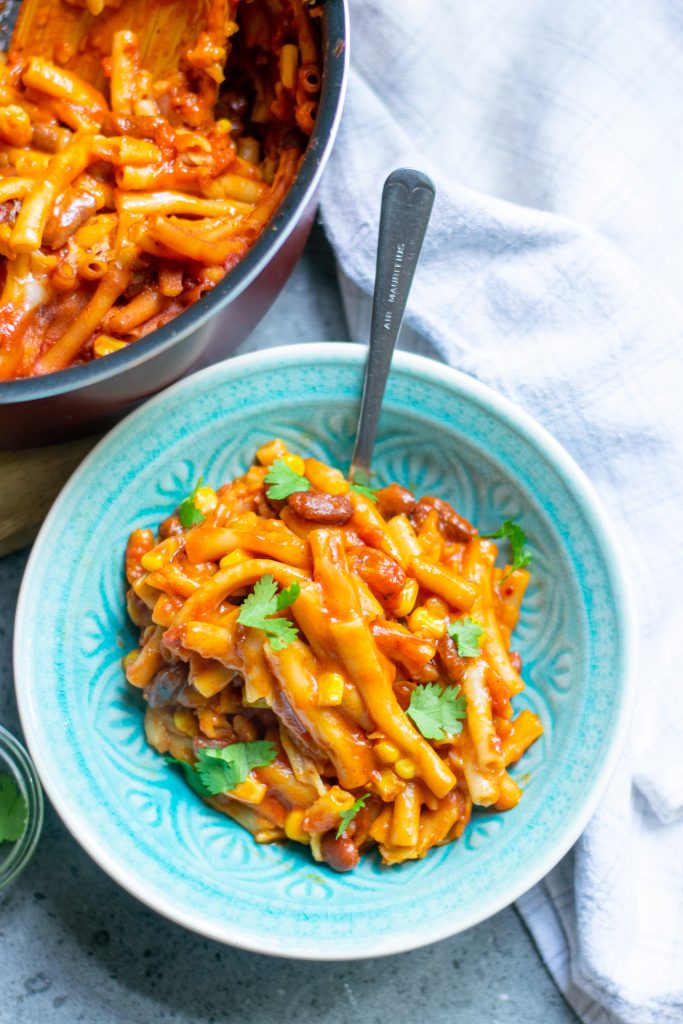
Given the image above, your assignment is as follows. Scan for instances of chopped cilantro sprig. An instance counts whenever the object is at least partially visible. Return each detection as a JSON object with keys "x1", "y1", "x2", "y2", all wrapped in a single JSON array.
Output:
[
  {"x1": 237, "y1": 574, "x2": 300, "y2": 650},
  {"x1": 195, "y1": 742, "x2": 277, "y2": 795},
  {"x1": 407, "y1": 683, "x2": 467, "y2": 741},
  {"x1": 178, "y1": 476, "x2": 206, "y2": 528},
  {"x1": 448, "y1": 617, "x2": 484, "y2": 658},
  {"x1": 167, "y1": 741, "x2": 277, "y2": 798},
  {"x1": 265, "y1": 460, "x2": 310, "y2": 500},
  {"x1": 336, "y1": 793, "x2": 370, "y2": 838},
  {"x1": 483, "y1": 519, "x2": 531, "y2": 580}
]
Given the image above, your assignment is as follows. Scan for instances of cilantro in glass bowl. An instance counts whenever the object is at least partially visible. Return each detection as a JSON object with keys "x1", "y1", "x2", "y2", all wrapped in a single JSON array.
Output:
[{"x1": 0, "y1": 723, "x2": 43, "y2": 890}]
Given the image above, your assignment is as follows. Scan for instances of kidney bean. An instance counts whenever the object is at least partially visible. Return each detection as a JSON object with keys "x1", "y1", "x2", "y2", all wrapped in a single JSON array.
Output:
[
  {"x1": 393, "y1": 680, "x2": 416, "y2": 711},
  {"x1": 0, "y1": 199, "x2": 20, "y2": 226},
  {"x1": 375, "y1": 483, "x2": 416, "y2": 518},
  {"x1": 412, "y1": 496, "x2": 477, "y2": 542},
  {"x1": 436, "y1": 634, "x2": 466, "y2": 684},
  {"x1": 144, "y1": 663, "x2": 188, "y2": 708},
  {"x1": 348, "y1": 546, "x2": 406, "y2": 598},
  {"x1": 320, "y1": 832, "x2": 360, "y2": 872},
  {"x1": 218, "y1": 89, "x2": 250, "y2": 119},
  {"x1": 256, "y1": 494, "x2": 279, "y2": 519},
  {"x1": 43, "y1": 188, "x2": 100, "y2": 249},
  {"x1": 158, "y1": 514, "x2": 184, "y2": 538},
  {"x1": 287, "y1": 490, "x2": 353, "y2": 524},
  {"x1": 176, "y1": 682, "x2": 210, "y2": 709}
]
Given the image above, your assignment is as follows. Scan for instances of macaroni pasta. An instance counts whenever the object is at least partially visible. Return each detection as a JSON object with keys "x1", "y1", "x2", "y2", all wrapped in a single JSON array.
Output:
[
  {"x1": 124, "y1": 441, "x2": 543, "y2": 871},
  {"x1": 0, "y1": 0, "x2": 320, "y2": 379}
]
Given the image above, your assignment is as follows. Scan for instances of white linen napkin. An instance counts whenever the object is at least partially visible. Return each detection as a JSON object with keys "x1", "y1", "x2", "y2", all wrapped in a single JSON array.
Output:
[{"x1": 318, "y1": 2, "x2": 683, "y2": 1021}]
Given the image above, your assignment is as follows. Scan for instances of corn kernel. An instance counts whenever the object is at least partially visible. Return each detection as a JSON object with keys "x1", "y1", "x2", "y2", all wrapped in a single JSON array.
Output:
[
  {"x1": 281, "y1": 452, "x2": 306, "y2": 476},
  {"x1": 284, "y1": 808, "x2": 310, "y2": 843},
  {"x1": 256, "y1": 438, "x2": 288, "y2": 465},
  {"x1": 204, "y1": 266, "x2": 225, "y2": 285},
  {"x1": 194, "y1": 486, "x2": 217, "y2": 514},
  {"x1": 219, "y1": 547, "x2": 250, "y2": 568},
  {"x1": 407, "y1": 607, "x2": 447, "y2": 640},
  {"x1": 141, "y1": 537, "x2": 180, "y2": 572},
  {"x1": 392, "y1": 578, "x2": 419, "y2": 618},
  {"x1": 93, "y1": 334, "x2": 127, "y2": 358},
  {"x1": 374, "y1": 740, "x2": 400, "y2": 764},
  {"x1": 317, "y1": 671, "x2": 345, "y2": 707},
  {"x1": 122, "y1": 648, "x2": 139, "y2": 671},
  {"x1": 231, "y1": 777, "x2": 267, "y2": 804},
  {"x1": 375, "y1": 768, "x2": 405, "y2": 801},
  {"x1": 395, "y1": 757, "x2": 417, "y2": 780},
  {"x1": 173, "y1": 709, "x2": 198, "y2": 736}
]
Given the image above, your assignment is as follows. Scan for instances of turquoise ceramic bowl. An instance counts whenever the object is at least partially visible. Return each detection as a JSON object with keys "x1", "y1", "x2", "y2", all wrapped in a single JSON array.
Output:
[{"x1": 14, "y1": 344, "x2": 635, "y2": 959}]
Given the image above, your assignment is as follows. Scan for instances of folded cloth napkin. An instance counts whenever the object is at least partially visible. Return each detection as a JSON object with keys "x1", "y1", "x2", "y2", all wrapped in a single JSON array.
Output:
[{"x1": 318, "y1": 2, "x2": 683, "y2": 1021}]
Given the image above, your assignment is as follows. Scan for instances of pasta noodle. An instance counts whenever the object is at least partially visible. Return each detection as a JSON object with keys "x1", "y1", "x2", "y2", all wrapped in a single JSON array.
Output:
[
  {"x1": 0, "y1": 0, "x2": 320, "y2": 379},
  {"x1": 123, "y1": 442, "x2": 544, "y2": 871}
]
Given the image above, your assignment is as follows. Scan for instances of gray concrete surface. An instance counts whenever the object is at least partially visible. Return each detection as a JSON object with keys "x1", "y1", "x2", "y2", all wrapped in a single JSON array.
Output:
[{"x1": 0, "y1": 221, "x2": 579, "y2": 1024}]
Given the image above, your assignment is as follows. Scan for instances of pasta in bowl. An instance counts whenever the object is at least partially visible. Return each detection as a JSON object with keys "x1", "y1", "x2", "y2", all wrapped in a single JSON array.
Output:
[
  {"x1": 125, "y1": 440, "x2": 544, "y2": 871},
  {"x1": 14, "y1": 345, "x2": 635, "y2": 957}
]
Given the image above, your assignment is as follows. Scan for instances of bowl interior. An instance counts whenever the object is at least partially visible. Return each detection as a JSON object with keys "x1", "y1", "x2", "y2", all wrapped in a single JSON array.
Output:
[{"x1": 15, "y1": 344, "x2": 633, "y2": 958}]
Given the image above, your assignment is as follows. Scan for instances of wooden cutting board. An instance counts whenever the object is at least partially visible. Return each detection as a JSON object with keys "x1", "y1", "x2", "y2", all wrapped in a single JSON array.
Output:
[{"x1": 0, "y1": 435, "x2": 100, "y2": 556}]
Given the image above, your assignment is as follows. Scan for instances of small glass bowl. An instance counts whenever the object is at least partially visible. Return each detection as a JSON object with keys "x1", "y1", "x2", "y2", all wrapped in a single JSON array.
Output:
[{"x1": 0, "y1": 723, "x2": 43, "y2": 891}]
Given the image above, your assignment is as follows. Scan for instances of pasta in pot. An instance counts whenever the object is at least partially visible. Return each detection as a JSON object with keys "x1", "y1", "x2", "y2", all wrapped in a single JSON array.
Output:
[
  {"x1": 123, "y1": 440, "x2": 543, "y2": 872},
  {"x1": 0, "y1": 0, "x2": 321, "y2": 379}
]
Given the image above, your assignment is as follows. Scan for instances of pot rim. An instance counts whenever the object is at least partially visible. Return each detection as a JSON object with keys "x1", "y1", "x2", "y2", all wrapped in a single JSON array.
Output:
[{"x1": 0, "y1": 0, "x2": 349, "y2": 405}]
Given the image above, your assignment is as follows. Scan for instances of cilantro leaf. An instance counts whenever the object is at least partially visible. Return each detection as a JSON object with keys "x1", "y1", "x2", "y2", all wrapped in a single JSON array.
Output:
[
  {"x1": 178, "y1": 476, "x2": 206, "y2": 528},
  {"x1": 165, "y1": 755, "x2": 213, "y2": 799},
  {"x1": 195, "y1": 741, "x2": 277, "y2": 795},
  {"x1": 238, "y1": 574, "x2": 278, "y2": 626},
  {"x1": 263, "y1": 618, "x2": 299, "y2": 651},
  {"x1": 276, "y1": 581, "x2": 301, "y2": 611},
  {"x1": 483, "y1": 519, "x2": 531, "y2": 578},
  {"x1": 238, "y1": 573, "x2": 300, "y2": 649},
  {"x1": 336, "y1": 793, "x2": 370, "y2": 839},
  {"x1": 0, "y1": 772, "x2": 27, "y2": 843},
  {"x1": 448, "y1": 617, "x2": 484, "y2": 657},
  {"x1": 407, "y1": 683, "x2": 467, "y2": 741},
  {"x1": 265, "y1": 459, "x2": 310, "y2": 500},
  {"x1": 349, "y1": 483, "x2": 378, "y2": 503}
]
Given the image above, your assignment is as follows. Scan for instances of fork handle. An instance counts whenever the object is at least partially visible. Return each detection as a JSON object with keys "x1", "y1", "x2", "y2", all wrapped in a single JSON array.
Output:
[{"x1": 349, "y1": 168, "x2": 435, "y2": 486}]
